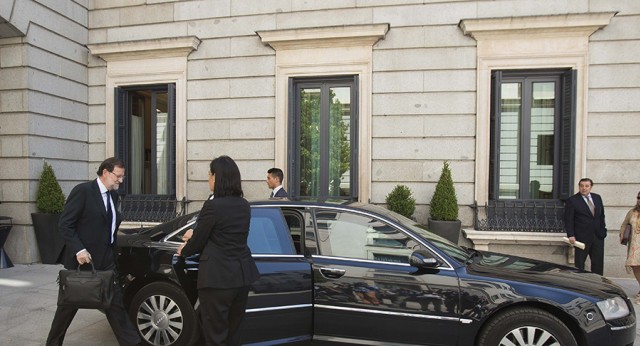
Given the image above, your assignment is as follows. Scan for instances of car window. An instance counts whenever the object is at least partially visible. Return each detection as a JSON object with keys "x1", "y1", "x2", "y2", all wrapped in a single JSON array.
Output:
[
  {"x1": 314, "y1": 209, "x2": 421, "y2": 263},
  {"x1": 164, "y1": 208, "x2": 296, "y2": 255},
  {"x1": 248, "y1": 208, "x2": 296, "y2": 255}
]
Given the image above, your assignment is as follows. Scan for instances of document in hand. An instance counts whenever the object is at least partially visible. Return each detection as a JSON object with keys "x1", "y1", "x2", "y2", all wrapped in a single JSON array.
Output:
[{"x1": 562, "y1": 237, "x2": 586, "y2": 250}]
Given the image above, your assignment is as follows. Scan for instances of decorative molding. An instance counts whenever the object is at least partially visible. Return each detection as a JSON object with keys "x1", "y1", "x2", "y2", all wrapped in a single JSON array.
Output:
[
  {"x1": 257, "y1": 23, "x2": 389, "y2": 50},
  {"x1": 464, "y1": 229, "x2": 575, "y2": 263},
  {"x1": 460, "y1": 12, "x2": 616, "y2": 39},
  {"x1": 87, "y1": 36, "x2": 201, "y2": 61}
]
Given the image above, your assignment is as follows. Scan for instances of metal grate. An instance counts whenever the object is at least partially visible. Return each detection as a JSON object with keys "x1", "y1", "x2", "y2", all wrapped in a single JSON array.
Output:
[
  {"x1": 472, "y1": 200, "x2": 565, "y2": 232},
  {"x1": 119, "y1": 195, "x2": 189, "y2": 223}
]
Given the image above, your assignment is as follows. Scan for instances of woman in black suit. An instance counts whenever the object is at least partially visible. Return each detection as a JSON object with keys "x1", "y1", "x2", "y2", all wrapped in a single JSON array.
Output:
[{"x1": 178, "y1": 155, "x2": 260, "y2": 346}]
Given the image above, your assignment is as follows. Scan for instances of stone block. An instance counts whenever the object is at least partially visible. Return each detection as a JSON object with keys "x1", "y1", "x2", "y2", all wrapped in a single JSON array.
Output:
[
  {"x1": 188, "y1": 15, "x2": 275, "y2": 40},
  {"x1": 230, "y1": 36, "x2": 274, "y2": 57},
  {"x1": 0, "y1": 113, "x2": 28, "y2": 135},
  {"x1": 591, "y1": 41, "x2": 640, "y2": 65},
  {"x1": 106, "y1": 22, "x2": 188, "y2": 42},
  {"x1": 174, "y1": 0, "x2": 230, "y2": 21},
  {"x1": 187, "y1": 139, "x2": 274, "y2": 161},
  {"x1": 374, "y1": 47, "x2": 476, "y2": 72},
  {"x1": 88, "y1": 123, "x2": 105, "y2": 142},
  {"x1": 187, "y1": 119, "x2": 230, "y2": 140},
  {"x1": 188, "y1": 79, "x2": 230, "y2": 100},
  {"x1": 0, "y1": 91, "x2": 26, "y2": 112},
  {"x1": 189, "y1": 38, "x2": 231, "y2": 59},
  {"x1": 119, "y1": 3, "x2": 174, "y2": 26},
  {"x1": 276, "y1": 8, "x2": 371, "y2": 30},
  {"x1": 230, "y1": 0, "x2": 290, "y2": 16},
  {"x1": 229, "y1": 118, "x2": 274, "y2": 139},
  {"x1": 0, "y1": 46, "x2": 24, "y2": 67},
  {"x1": 477, "y1": 0, "x2": 588, "y2": 19},
  {"x1": 372, "y1": 137, "x2": 475, "y2": 160},
  {"x1": 0, "y1": 67, "x2": 27, "y2": 90},
  {"x1": 187, "y1": 98, "x2": 274, "y2": 120},
  {"x1": 373, "y1": 2, "x2": 474, "y2": 26},
  {"x1": 235, "y1": 159, "x2": 273, "y2": 181},
  {"x1": 587, "y1": 137, "x2": 640, "y2": 160},
  {"x1": 588, "y1": 113, "x2": 640, "y2": 136},
  {"x1": 27, "y1": 25, "x2": 87, "y2": 65},
  {"x1": 373, "y1": 92, "x2": 475, "y2": 115},
  {"x1": 230, "y1": 77, "x2": 275, "y2": 98},
  {"x1": 187, "y1": 56, "x2": 275, "y2": 79}
]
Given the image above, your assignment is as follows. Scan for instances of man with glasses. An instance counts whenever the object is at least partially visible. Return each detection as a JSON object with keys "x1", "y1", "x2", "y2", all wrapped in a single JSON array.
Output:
[
  {"x1": 46, "y1": 157, "x2": 141, "y2": 346},
  {"x1": 564, "y1": 178, "x2": 607, "y2": 275}
]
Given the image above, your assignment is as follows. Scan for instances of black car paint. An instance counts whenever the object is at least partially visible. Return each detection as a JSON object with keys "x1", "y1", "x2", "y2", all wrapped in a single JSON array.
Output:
[{"x1": 116, "y1": 200, "x2": 636, "y2": 345}]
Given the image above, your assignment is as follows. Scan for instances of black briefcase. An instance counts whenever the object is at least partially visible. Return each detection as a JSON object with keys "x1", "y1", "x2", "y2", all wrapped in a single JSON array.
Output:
[{"x1": 57, "y1": 262, "x2": 115, "y2": 309}]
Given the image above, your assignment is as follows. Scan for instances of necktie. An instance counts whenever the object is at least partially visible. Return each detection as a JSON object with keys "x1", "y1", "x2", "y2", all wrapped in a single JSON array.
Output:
[
  {"x1": 586, "y1": 196, "x2": 595, "y2": 216},
  {"x1": 270, "y1": 191, "x2": 274, "y2": 198},
  {"x1": 106, "y1": 192, "x2": 113, "y2": 242}
]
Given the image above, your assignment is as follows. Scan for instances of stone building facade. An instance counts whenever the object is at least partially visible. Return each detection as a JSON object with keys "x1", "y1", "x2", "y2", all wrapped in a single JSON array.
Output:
[{"x1": 0, "y1": 0, "x2": 638, "y2": 276}]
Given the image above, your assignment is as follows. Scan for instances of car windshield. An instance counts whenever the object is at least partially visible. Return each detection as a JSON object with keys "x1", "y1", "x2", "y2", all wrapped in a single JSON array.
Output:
[{"x1": 370, "y1": 206, "x2": 470, "y2": 264}]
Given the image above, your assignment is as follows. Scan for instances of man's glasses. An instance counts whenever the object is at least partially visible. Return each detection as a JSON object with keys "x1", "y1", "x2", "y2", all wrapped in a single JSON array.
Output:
[{"x1": 109, "y1": 171, "x2": 126, "y2": 180}]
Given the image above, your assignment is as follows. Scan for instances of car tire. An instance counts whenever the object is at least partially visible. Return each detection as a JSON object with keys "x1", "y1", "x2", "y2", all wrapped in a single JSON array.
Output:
[
  {"x1": 477, "y1": 307, "x2": 577, "y2": 346},
  {"x1": 129, "y1": 281, "x2": 198, "y2": 346}
]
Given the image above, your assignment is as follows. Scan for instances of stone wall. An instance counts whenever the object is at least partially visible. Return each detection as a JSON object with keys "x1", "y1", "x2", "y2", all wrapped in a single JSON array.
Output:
[{"x1": 0, "y1": 0, "x2": 89, "y2": 263}]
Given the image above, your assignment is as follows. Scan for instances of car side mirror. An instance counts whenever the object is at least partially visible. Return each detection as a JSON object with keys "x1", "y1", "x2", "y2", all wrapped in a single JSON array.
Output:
[{"x1": 409, "y1": 249, "x2": 440, "y2": 269}]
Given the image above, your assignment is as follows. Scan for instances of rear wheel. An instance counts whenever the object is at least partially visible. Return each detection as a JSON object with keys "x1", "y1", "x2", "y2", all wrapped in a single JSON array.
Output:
[
  {"x1": 129, "y1": 281, "x2": 198, "y2": 346},
  {"x1": 477, "y1": 307, "x2": 577, "y2": 346}
]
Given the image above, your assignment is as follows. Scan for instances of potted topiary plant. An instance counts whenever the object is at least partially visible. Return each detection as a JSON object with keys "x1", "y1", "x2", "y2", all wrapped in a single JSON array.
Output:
[
  {"x1": 428, "y1": 161, "x2": 461, "y2": 243},
  {"x1": 31, "y1": 160, "x2": 66, "y2": 264},
  {"x1": 385, "y1": 184, "x2": 416, "y2": 219}
]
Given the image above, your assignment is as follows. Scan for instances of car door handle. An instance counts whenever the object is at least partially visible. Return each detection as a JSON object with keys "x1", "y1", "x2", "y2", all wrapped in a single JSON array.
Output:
[{"x1": 320, "y1": 267, "x2": 346, "y2": 279}]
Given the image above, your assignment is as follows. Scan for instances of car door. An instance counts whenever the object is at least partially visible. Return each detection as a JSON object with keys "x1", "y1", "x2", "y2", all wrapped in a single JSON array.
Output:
[
  {"x1": 170, "y1": 207, "x2": 314, "y2": 344},
  {"x1": 241, "y1": 207, "x2": 313, "y2": 344},
  {"x1": 308, "y1": 207, "x2": 461, "y2": 345}
]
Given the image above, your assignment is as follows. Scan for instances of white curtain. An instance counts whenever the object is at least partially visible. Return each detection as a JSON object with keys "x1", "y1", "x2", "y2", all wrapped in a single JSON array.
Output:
[
  {"x1": 156, "y1": 112, "x2": 168, "y2": 194},
  {"x1": 130, "y1": 116, "x2": 143, "y2": 194}
]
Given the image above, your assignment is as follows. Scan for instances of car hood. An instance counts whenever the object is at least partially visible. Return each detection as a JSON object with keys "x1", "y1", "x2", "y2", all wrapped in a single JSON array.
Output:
[{"x1": 464, "y1": 250, "x2": 627, "y2": 301}]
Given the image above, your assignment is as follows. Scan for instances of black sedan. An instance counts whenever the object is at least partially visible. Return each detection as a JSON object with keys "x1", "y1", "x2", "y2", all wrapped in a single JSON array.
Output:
[{"x1": 116, "y1": 200, "x2": 636, "y2": 346}]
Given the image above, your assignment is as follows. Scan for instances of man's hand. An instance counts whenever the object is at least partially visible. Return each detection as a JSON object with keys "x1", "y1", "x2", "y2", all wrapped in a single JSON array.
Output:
[
  {"x1": 177, "y1": 242, "x2": 185, "y2": 256},
  {"x1": 76, "y1": 250, "x2": 92, "y2": 264},
  {"x1": 568, "y1": 236, "x2": 576, "y2": 244}
]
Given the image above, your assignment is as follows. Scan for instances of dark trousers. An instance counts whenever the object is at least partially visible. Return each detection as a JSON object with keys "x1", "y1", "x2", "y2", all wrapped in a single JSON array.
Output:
[
  {"x1": 198, "y1": 286, "x2": 250, "y2": 346},
  {"x1": 575, "y1": 236, "x2": 605, "y2": 275},
  {"x1": 46, "y1": 277, "x2": 140, "y2": 346}
]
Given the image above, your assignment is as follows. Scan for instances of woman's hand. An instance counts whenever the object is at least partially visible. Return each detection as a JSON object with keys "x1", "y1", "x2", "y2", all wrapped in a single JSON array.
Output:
[{"x1": 182, "y1": 229, "x2": 193, "y2": 242}]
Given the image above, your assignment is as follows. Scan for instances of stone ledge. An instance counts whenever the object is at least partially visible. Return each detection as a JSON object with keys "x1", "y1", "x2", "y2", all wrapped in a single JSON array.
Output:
[{"x1": 463, "y1": 229, "x2": 575, "y2": 263}]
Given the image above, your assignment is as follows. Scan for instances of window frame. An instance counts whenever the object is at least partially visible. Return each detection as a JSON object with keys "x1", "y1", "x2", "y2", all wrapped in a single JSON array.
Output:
[
  {"x1": 489, "y1": 69, "x2": 576, "y2": 201},
  {"x1": 115, "y1": 83, "x2": 177, "y2": 196},
  {"x1": 288, "y1": 75, "x2": 359, "y2": 200}
]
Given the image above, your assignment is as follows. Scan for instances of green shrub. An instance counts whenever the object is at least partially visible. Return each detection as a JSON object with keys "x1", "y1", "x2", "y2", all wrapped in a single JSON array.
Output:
[
  {"x1": 385, "y1": 184, "x2": 416, "y2": 219},
  {"x1": 429, "y1": 161, "x2": 458, "y2": 221},
  {"x1": 35, "y1": 161, "x2": 65, "y2": 214}
]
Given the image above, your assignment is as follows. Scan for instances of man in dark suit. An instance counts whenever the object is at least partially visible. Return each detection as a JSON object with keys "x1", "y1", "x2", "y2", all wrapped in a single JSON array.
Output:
[
  {"x1": 46, "y1": 157, "x2": 141, "y2": 346},
  {"x1": 564, "y1": 178, "x2": 607, "y2": 275},
  {"x1": 266, "y1": 167, "x2": 288, "y2": 198}
]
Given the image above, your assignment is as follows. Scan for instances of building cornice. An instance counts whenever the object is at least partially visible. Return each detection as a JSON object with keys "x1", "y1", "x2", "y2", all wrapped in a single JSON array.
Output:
[
  {"x1": 87, "y1": 36, "x2": 201, "y2": 61},
  {"x1": 257, "y1": 23, "x2": 389, "y2": 50}
]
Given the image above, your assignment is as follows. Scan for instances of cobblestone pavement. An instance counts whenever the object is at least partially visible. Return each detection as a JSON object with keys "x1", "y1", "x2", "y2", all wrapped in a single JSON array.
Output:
[{"x1": 0, "y1": 263, "x2": 638, "y2": 345}]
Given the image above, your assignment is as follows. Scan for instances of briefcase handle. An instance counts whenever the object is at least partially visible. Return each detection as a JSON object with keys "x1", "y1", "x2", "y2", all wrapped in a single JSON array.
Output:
[{"x1": 78, "y1": 261, "x2": 98, "y2": 274}]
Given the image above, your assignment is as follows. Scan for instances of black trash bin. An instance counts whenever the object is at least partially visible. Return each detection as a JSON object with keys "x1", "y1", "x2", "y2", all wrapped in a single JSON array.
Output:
[{"x1": 0, "y1": 216, "x2": 14, "y2": 268}]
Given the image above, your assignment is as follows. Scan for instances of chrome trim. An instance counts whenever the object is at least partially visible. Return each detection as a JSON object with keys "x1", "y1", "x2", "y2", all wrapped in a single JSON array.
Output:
[
  {"x1": 460, "y1": 318, "x2": 473, "y2": 324},
  {"x1": 610, "y1": 323, "x2": 636, "y2": 331},
  {"x1": 315, "y1": 304, "x2": 461, "y2": 322},
  {"x1": 312, "y1": 255, "x2": 454, "y2": 271},
  {"x1": 246, "y1": 304, "x2": 312, "y2": 313},
  {"x1": 313, "y1": 335, "x2": 414, "y2": 345}
]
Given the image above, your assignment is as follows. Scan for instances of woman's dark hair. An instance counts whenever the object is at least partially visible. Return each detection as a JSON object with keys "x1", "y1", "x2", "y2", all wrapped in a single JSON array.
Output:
[
  {"x1": 210, "y1": 155, "x2": 243, "y2": 198},
  {"x1": 96, "y1": 157, "x2": 125, "y2": 176}
]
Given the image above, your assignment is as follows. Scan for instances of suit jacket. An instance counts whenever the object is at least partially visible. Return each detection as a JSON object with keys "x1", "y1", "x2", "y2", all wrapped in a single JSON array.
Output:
[
  {"x1": 58, "y1": 180, "x2": 122, "y2": 270},
  {"x1": 181, "y1": 196, "x2": 260, "y2": 289},
  {"x1": 564, "y1": 192, "x2": 607, "y2": 243},
  {"x1": 273, "y1": 188, "x2": 288, "y2": 198}
]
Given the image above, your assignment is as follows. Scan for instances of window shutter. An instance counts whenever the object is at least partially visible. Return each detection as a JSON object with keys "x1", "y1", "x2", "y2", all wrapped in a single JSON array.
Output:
[
  {"x1": 489, "y1": 71, "x2": 502, "y2": 200},
  {"x1": 559, "y1": 69, "x2": 576, "y2": 200},
  {"x1": 115, "y1": 87, "x2": 128, "y2": 193}
]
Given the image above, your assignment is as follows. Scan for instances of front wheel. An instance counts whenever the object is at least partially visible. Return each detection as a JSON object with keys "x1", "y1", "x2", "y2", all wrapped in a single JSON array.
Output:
[
  {"x1": 477, "y1": 307, "x2": 577, "y2": 346},
  {"x1": 129, "y1": 281, "x2": 198, "y2": 346}
]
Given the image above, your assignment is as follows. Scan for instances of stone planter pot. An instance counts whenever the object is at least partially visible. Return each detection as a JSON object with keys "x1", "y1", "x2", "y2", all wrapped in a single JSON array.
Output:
[
  {"x1": 31, "y1": 213, "x2": 65, "y2": 264},
  {"x1": 428, "y1": 218, "x2": 461, "y2": 244}
]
